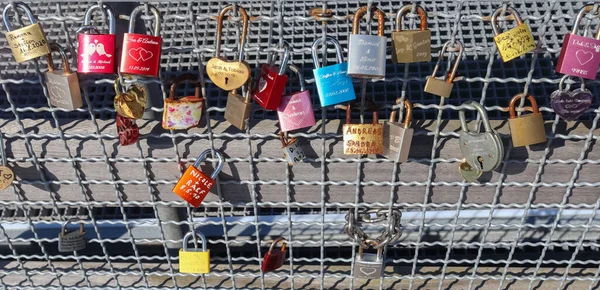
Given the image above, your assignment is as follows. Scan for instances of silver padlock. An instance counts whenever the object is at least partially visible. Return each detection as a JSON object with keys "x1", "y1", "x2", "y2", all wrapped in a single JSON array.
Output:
[
  {"x1": 280, "y1": 133, "x2": 306, "y2": 166},
  {"x1": 424, "y1": 40, "x2": 463, "y2": 98},
  {"x1": 347, "y1": 6, "x2": 387, "y2": 79},
  {"x1": 58, "y1": 220, "x2": 86, "y2": 252},
  {"x1": 353, "y1": 245, "x2": 384, "y2": 279},
  {"x1": 383, "y1": 98, "x2": 414, "y2": 163},
  {"x1": 458, "y1": 101, "x2": 504, "y2": 172},
  {"x1": 45, "y1": 43, "x2": 83, "y2": 110}
]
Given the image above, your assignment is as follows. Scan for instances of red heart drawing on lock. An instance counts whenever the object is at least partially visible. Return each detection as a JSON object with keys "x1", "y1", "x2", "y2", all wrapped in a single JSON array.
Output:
[{"x1": 128, "y1": 47, "x2": 154, "y2": 62}]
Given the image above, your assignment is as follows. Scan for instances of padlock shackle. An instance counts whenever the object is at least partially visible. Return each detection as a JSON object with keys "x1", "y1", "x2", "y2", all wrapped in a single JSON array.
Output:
[
  {"x1": 344, "y1": 100, "x2": 379, "y2": 125},
  {"x1": 193, "y1": 149, "x2": 224, "y2": 180},
  {"x1": 128, "y1": 5, "x2": 161, "y2": 36},
  {"x1": 83, "y1": 4, "x2": 116, "y2": 34},
  {"x1": 61, "y1": 220, "x2": 85, "y2": 235},
  {"x1": 459, "y1": 101, "x2": 493, "y2": 134},
  {"x1": 114, "y1": 75, "x2": 134, "y2": 96},
  {"x1": 389, "y1": 98, "x2": 413, "y2": 127},
  {"x1": 76, "y1": 25, "x2": 101, "y2": 35},
  {"x1": 395, "y1": 4, "x2": 427, "y2": 32},
  {"x1": 352, "y1": 6, "x2": 385, "y2": 36},
  {"x1": 46, "y1": 43, "x2": 72, "y2": 74},
  {"x1": 558, "y1": 75, "x2": 586, "y2": 92},
  {"x1": 357, "y1": 240, "x2": 382, "y2": 260},
  {"x1": 430, "y1": 40, "x2": 463, "y2": 83},
  {"x1": 509, "y1": 94, "x2": 540, "y2": 118},
  {"x1": 169, "y1": 74, "x2": 202, "y2": 100},
  {"x1": 491, "y1": 6, "x2": 524, "y2": 36},
  {"x1": 287, "y1": 64, "x2": 306, "y2": 91},
  {"x1": 311, "y1": 36, "x2": 344, "y2": 68},
  {"x1": 182, "y1": 231, "x2": 207, "y2": 252},
  {"x1": 274, "y1": 44, "x2": 291, "y2": 75},
  {"x1": 2, "y1": 2, "x2": 36, "y2": 31},
  {"x1": 279, "y1": 132, "x2": 290, "y2": 147},
  {"x1": 214, "y1": 5, "x2": 249, "y2": 61},
  {"x1": 267, "y1": 237, "x2": 287, "y2": 254},
  {"x1": 571, "y1": 4, "x2": 600, "y2": 38}
]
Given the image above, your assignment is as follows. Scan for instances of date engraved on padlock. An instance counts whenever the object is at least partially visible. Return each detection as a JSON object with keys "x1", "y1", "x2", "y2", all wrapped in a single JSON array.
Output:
[
  {"x1": 343, "y1": 124, "x2": 384, "y2": 155},
  {"x1": 77, "y1": 4, "x2": 116, "y2": 74},
  {"x1": 312, "y1": 37, "x2": 356, "y2": 107},
  {"x1": 392, "y1": 4, "x2": 431, "y2": 63},
  {"x1": 120, "y1": 5, "x2": 162, "y2": 77},
  {"x1": 173, "y1": 150, "x2": 224, "y2": 207},
  {"x1": 491, "y1": 7, "x2": 536, "y2": 62},
  {"x1": 556, "y1": 5, "x2": 600, "y2": 79},
  {"x1": 3, "y1": 3, "x2": 50, "y2": 62},
  {"x1": 347, "y1": 6, "x2": 387, "y2": 79}
]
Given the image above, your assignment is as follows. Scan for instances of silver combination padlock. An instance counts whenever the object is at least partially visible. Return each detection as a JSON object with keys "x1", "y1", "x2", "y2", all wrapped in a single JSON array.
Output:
[
  {"x1": 58, "y1": 220, "x2": 86, "y2": 252},
  {"x1": 280, "y1": 133, "x2": 306, "y2": 166},
  {"x1": 347, "y1": 6, "x2": 387, "y2": 79},
  {"x1": 458, "y1": 101, "x2": 504, "y2": 172},
  {"x1": 383, "y1": 98, "x2": 414, "y2": 163},
  {"x1": 353, "y1": 245, "x2": 384, "y2": 279}
]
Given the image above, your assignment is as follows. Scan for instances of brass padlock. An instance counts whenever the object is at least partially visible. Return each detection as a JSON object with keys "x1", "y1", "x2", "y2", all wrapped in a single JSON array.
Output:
[
  {"x1": 179, "y1": 231, "x2": 210, "y2": 274},
  {"x1": 225, "y1": 83, "x2": 253, "y2": 130},
  {"x1": 391, "y1": 4, "x2": 431, "y2": 63},
  {"x1": 424, "y1": 40, "x2": 463, "y2": 98},
  {"x1": 114, "y1": 76, "x2": 146, "y2": 119},
  {"x1": 491, "y1": 7, "x2": 536, "y2": 62},
  {"x1": 44, "y1": 43, "x2": 82, "y2": 110},
  {"x1": 508, "y1": 94, "x2": 546, "y2": 147},
  {"x1": 2, "y1": 2, "x2": 50, "y2": 62},
  {"x1": 341, "y1": 100, "x2": 384, "y2": 155}
]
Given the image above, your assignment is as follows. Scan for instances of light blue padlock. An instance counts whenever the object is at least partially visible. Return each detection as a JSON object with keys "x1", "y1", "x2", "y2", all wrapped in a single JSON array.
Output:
[{"x1": 311, "y1": 36, "x2": 356, "y2": 107}]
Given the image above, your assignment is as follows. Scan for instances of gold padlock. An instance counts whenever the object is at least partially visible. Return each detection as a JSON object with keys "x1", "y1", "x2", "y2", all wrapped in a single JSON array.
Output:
[
  {"x1": 508, "y1": 94, "x2": 546, "y2": 147},
  {"x1": 491, "y1": 7, "x2": 536, "y2": 62},
  {"x1": 179, "y1": 231, "x2": 210, "y2": 274},
  {"x1": 340, "y1": 100, "x2": 384, "y2": 155},
  {"x1": 424, "y1": 40, "x2": 463, "y2": 98},
  {"x1": 2, "y1": 2, "x2": 50, "y2": 62},
  {"x1": 114, "y1": 76, "x2": 146, "y2": 119},
  {"x1": 391, "y1": 4, "x2": 431, "y2": 63}
]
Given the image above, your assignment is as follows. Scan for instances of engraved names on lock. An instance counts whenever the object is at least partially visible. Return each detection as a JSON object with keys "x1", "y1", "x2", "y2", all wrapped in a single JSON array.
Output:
[
  {"x1": 58, "y1": 230, "x2": 86, "y2": 252},
  {"x1": 494, "y1": 24, "x2": 536, "y2": 62},
  {"x1": 174, "y1": 166, "x2": 215, "y2": 207},
  {"x1": 6, "y1": 24, "x2": 50, "y2": 62},
  {"x1": 343, "y1": 125, "x2": 384, "y2": 155},
  {"x1": 551, "y1": 90, "x2": 592, "y2": 121},
  {"x1": 78, "y1": 34, "x2": 116, "y2": 73},
  {"x1": 392, "y1": 33, "x2": 431, "y2": 61},
  {"x1": 349, "y1": 36, "x2": 386, "y2": 77},
  {"x1": 556, "y1": 34, "x2": 600, "y2": 79},
  {"x1": 121, "y1": 34, "x2": 162, "y2": 76},
  {"x1": 283, "y1": 141, "x2": 306, "y2": 166}
]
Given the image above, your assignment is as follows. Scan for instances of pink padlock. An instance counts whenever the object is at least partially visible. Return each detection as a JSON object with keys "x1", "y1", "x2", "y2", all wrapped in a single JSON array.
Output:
[
  {"x1": 277, "y1": 64, "x2": 315, "y2": 132},
  {"x1": 556, "y1": 4, "x2": 600, "y2": 80},
  {"x1": 77, "y1": 4, "x2": 116, "y2": 74}
]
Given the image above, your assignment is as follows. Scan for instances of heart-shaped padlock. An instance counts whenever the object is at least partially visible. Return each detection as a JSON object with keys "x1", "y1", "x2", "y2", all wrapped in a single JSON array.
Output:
[
  {"x1": 114, "y1": 77, "x2": 146, "y2": 119},
  {"x1": 551, "y1": 76, "x2": 593, "y2": 121},
  {"x1": 458, "y1": 101, "x2": 504, "y2": 172}
]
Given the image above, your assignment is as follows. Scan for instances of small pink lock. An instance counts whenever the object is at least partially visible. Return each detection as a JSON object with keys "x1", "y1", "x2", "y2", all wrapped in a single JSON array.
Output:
[
  {"x1": 556, "y1": 5, "x2": 600, "y2": 80},
  {"x1": 277, "y1": 64, "x2": 316, "y2": 132}
]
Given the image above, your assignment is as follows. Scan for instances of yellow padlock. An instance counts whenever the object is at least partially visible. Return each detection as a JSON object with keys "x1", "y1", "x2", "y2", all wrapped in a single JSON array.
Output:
[
  {"x1": 491, "y1": 7, "x2": 536, "y2": 62},
  {"x1": 179, "y1": 231, "x2": 210, "y2": 274}
]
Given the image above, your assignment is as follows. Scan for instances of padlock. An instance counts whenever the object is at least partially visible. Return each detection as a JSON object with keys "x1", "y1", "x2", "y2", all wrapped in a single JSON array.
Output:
[
  {"x1": 424, "y1": 40, "x2": 463, "y2": 98},
  {"x1": 116, "y1": 114, "x2": 139, "y2": 146},
  {"x1": 277, "y1": 64, "x2": 315, "y2": 132},
  {"x1": 120, "y1": 5, "x2": 162, "y2": 77},
  {"x1": 556, "y1": 5, "x2": 600, "y2": 80},
  {"x1": 383, "y1": 98, "x2": 414, "y2": 163},
  {"x1": 2, "y1": 2, "x2": 50, "y2": 62},
  {"x1": 58, "y1": 220, "x2": 86, "y2": 252},
  {"x1": 280, "y1": 133, "x2": 306, "y2": 166},
  {"x1": 508, "y1": 95, "x2": 547, "y2": 147},
  {"x1": 261, "y1": 237, "x2": 287, "y2": 272},
  {"x1": 347, "y1": 6, "x2": 387, "y2": 79},
  {"x1": 311, "y1": 36, "x2": 356, "y2": 107},
  {"x1": 163, "y1": 74, "x2": 204, "y2": 130},
  {"x1": 342, "y1": 100, "x2": 384, "y2": 155},
  {"x1": 206, "y1": 5, "x2": 251, "y2": 91},
  {"x1": 225, "y1": 85, "x2": 253, "y2": 130},
  {"x1": 551, "y1": 75, "x2": 592, "y2": 121},
  {"x1": 491, "y1": 7, "x2": 536, "y2": 62},
  {"x1": 77, "y1": 4, "x2": 116, "y2": 74},
  {"x1": 44, "y1": 43, "x2": 82, "y2": 110},
  {"x1": 353, "y1": 245, "x2": 384, "y2": 279},
  {"x1": 458, "y1": 101, "x2": 504, "y2": 172},
  {"x1": 114, "y1": 76, "x2": 147, "y2": 119},
  {"x1": 179, "y1": 231, "x2": 210, "y2": 274},
  {"x1": 391, "y1": 4, "x2": 431, "y2": 63},
  {"x1": 173, "y1": 149, "x2": 224, "y2": 207},
  {"x1": 252, "y1": 45, "x2": 290, "y2": 110}
]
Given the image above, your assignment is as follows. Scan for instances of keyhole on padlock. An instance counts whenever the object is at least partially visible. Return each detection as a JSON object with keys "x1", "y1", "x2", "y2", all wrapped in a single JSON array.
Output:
[
  {"x1": 225, "y1": 77, "x2": 229, "y2": 84},
  {"x1": 477, "y1": 156, "x2": 484, "y2": 169}
]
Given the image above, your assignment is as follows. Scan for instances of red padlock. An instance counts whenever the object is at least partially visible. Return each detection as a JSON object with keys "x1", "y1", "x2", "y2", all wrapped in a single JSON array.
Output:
[
  {"x1": 120, "y1": 5, "x2": 162, "y2": 77},
  {"x1": 261, "y1": 237, "x2": 287, "y2": 272},
  {"x1": 77, "y1": 4, "x2": 116, "y2": 74},
  {"x1": 116, "y1": 114, "x2": 139, "y2": 146},
  {"x1": 172, "y1": 150, "x2": 224, "y2": 207},
  {"x1": 252, "y1": 45, "x2": 290, "y2": 111}
]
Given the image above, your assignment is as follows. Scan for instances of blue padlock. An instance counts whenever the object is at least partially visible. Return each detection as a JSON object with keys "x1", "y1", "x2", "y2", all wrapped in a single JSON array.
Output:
[{"x1": 311, "y1": 36, "x2": 356, "y2": 107}]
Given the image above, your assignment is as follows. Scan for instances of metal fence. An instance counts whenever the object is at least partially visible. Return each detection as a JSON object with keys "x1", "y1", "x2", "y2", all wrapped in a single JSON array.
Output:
[{"x1": 1, "y1": 0, "x2": 600, "y2": 289}]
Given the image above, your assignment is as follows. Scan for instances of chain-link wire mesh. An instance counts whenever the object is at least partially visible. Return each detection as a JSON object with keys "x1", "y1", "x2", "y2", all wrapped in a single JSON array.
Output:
[{"x1": 1, "y1": 0, "x2": 600, "y2": 289}]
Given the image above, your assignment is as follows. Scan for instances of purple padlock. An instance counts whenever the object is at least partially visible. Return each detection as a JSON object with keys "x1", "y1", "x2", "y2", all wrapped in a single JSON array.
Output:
[
  {"x1": 277, "y1": 64, "x2": 315, "y2": 132},
  {"x1": 556, "y1": 5, "x2": 600, "y2": 80},
  {"x1": 551, "y1": 75, "x2": 593, "y2": 121}
]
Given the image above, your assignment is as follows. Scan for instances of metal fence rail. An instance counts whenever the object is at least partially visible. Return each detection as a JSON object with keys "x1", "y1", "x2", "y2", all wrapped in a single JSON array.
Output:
[{"x1": 1, "y1": 0, "x2": 600, "y2": 289}]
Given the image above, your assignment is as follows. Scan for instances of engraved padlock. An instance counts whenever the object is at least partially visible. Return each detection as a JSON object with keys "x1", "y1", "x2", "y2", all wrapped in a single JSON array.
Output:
[
  {"x1": 556, "y1": 5, "x2": 600, "y2": 80},
  {"x1": 491, "y1": 7, "x2": 536, "y2": 62},
  {"x1": 261, "y1": 237, "x2": 287, "y2": 272},
  {"x1": 2, "y1": 2, "x2": 50, "y2": 62},
  {"x1": 77, "y1": 4, "x2": 116, "y2": 74},
  {"x1": 353, "y1": 244, "x2": 384, "y2": 279},
  {"x1": 116, "y1": 114, "x2": 139, "y2": 146},
  {"x1": 179, "y1": 231, "x2": 210, "y2": 274},
  {"x1": 347, "y1": 6, "x2": 387, "y2": 79},
  {"x1": 58, "y1": 220, "x2": 86, "y2": 252},
  {"x1": 383, "y1": 98, "x2": 414, "y2": 163},
  {"x1": 277, "y1": 64, "x2": 315, "y2": 132},
  {"x1": 120, "y1": 5, "x2": 162, "y2": 77},
  {"x1": 312, "y1": 36, "x2": 356, "y2": 107},
  {"x1": 342, "y1": 100, "x2": 384, "y2": 155},
  {"x1": 45, "y1": 43, "x2": 83, "y2": 110},
  {"x1": 280, "y1": 132, "x2": 306, "y2": 166},
  {"x1": 550, "y1": 75, "x2": 592, "y2": 121},
  {"x1": 163, "y1": 74, "x2": 204, "y2": 130},
  {"x1": 424, "y1": 40, "x2": 463, "y2": 98},
  {"x1": 225, "y1": 84, "x2": 253, "y2": 131},
  {"x1": 252, "y1": 45, "x2": 290, "y2": 110},
  {"x1": 114, "y1": 76, "x2": 146, "y2": 119},
  {"x1": 391, "y1": 4, "x2": 431, "y2": 63},
  {"x1": 173, "y1": 149, "x2": 224, "y2": 207},
  {"x1": 458, "y1": 101, "x2": 504, "y2": 172},
  {"x1": 206, "y1": 5, "x2": 251, "y2": 91},
  {"x1": 508, "y1": 95, "x2": 547, "y2": 147}
]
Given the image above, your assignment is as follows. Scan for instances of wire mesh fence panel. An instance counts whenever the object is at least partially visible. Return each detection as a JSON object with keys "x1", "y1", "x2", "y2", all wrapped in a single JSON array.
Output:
[{"x1": 1, "y1": 0, "x2": 600, "y2": 289}]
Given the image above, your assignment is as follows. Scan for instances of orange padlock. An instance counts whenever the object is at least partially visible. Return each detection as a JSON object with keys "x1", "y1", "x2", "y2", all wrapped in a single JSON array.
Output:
[{"x1": 173, "y1": 149, "x2": 224, "y2": 207}]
